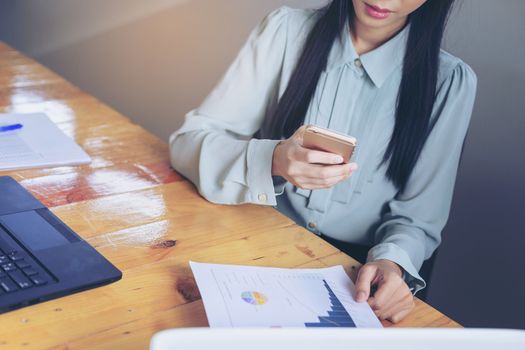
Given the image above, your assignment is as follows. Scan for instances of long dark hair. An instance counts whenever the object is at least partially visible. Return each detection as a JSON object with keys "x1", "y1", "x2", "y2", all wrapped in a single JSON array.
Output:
[{"x1": 270, "y1": 0, "x2": 455, "y2": 192}]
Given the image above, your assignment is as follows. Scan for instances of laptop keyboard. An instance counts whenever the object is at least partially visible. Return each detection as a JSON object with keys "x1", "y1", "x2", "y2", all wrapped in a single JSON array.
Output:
[{"x1": 0, "y1": 241, "x2": 53, "y2": 295}]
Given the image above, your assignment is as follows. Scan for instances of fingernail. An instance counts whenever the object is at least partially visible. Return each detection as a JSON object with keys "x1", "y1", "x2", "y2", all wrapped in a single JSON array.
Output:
[
  {"x1": 334, "y1": 156, "x2": 344, "y2": 164},
  {"x1": 356, "y1": 291, "x2": 366, "y2": 302},
  {"x1": 349, "y1": 163, "x2": 358, "y2": 171}
]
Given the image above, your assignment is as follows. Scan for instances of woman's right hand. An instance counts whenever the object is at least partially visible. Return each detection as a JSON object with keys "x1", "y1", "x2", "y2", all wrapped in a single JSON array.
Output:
[{"x1": 271, "y1": 125, "x2": 358, "y2": 190}]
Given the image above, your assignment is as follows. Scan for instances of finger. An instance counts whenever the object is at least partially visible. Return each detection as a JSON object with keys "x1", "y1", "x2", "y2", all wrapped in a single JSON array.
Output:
[
  {"x1": 381, "y1": 293, "x2": 414, "y2": 321},
  {"x1": 387, "y1": 283, "x2": 411, "y2": 307},
  {"x1": 294, "y1": 163, "x2": 357, "y2": 179},
  {"x1": 375, "y1": 288, "x2": 412, "y2": 320},
  {"x1": 303, "y1": 163, "x2": 358, "y2": 180},
  {"x1": 355, "y1": 265, "x2": 378, "y2": 302},
  {"x1": 389, "y1": 300, "x2": 415, "y2": 324},
  {"x1": 296, "y1": 166, "x2": 352, "y2": 182},
  {"x1": 297, "y1": 147, "x2": 344, "y2": 165},
  {"x1": 370, "y1": 273, "x2": 403, "y2": 311},
  {"x1": 294, "y1": 174, "x2": 349, "y2": 190}
]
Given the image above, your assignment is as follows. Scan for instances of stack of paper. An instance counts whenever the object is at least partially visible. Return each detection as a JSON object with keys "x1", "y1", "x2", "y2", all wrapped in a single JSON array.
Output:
[{"x1": 0, "y1": 113, "x2": 91, "y2": 171}]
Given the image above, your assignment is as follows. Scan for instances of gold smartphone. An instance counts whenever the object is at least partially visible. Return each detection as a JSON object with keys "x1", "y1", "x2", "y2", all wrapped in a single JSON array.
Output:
[{"x1": 303, "y1": 125, "x2": 357, "y2": 164}]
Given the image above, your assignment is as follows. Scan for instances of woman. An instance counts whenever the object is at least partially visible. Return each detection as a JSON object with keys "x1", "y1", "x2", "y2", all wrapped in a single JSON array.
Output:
[{"x1": 170, "y1": 0, "x2": 476, "y2": 323}]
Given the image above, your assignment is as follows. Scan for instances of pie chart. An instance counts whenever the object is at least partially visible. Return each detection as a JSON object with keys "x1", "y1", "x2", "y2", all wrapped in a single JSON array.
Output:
[{"x1": 241, "y1": 291, "x2": 268, "y2": 305}]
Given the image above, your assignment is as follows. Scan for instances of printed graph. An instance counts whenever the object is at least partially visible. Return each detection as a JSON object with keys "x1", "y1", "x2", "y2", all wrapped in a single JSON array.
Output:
[
  {"x1": 304, "y1": 280, "x2": 356, "y2": 327},
  {"x1": 190, "y1": 262, "x2": 382, "y2": 328},
  {"x1": 241, "y1": 291, "x2": 268, "y2": 305}
]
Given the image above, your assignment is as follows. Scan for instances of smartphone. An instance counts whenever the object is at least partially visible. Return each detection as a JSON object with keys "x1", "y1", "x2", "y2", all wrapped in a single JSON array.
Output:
[{"x1": 302, "y1": 125, "x2": 357, "y2": 164}]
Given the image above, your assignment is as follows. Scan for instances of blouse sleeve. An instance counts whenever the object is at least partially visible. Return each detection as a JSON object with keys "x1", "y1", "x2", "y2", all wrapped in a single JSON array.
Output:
[
  {"x1": 169, "y1": 7, "x2": 290, "y2": 205},
  {"x1": 367, "y1": 61, "x2": 478, "y2": 293}
]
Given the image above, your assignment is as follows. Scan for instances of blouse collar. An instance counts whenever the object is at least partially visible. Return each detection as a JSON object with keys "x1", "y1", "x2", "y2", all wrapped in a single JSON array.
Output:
[{"x1": 326, "y1": 21, "x2": 410, "y2": 88}]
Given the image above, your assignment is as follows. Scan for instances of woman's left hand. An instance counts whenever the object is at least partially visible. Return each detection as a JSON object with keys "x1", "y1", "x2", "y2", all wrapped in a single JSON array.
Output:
[{"x1": 355, "y1": 259, "x2": 415, "y2": 323}]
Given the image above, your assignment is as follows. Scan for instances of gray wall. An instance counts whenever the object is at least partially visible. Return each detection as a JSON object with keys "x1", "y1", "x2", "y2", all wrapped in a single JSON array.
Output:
[
  {"x1": 0, "y1": 0, "x2": 327, "y2": 140},
  {"x1": 1, "y1": 0, "x2": 524, "y2": 329},
  {"x1": 431, "y1": 0, "x2": 525, "y2": 329}
]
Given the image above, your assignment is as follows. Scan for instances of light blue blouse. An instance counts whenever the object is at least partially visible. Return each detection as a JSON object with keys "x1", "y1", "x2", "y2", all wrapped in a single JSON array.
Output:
[{"x1": 169, "y1": 7, "x2": 477, "y2": 293}]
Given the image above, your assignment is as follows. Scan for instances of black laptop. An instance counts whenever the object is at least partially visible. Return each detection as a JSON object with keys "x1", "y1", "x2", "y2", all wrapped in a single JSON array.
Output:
[{"x1": 0, "y1": 176, "x2": 122, "y2": 313}]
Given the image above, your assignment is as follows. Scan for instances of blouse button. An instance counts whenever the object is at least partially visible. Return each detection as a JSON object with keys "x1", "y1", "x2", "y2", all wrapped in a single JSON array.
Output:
[
  {"x1": 354, "y1": 58, "x2": 363, "y2": 68},
  {"x1": 308, "y1": 222, "x2": 317, "y2": 229},
  {"x1": 258, "y1": 194, "x2": 268, "y2": 203}
]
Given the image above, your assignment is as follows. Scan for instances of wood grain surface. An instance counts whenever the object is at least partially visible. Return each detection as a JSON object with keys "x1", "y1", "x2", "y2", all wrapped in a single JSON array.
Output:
[{"x1": 0, "y1": 42, "x2": 459, "y2": 350}]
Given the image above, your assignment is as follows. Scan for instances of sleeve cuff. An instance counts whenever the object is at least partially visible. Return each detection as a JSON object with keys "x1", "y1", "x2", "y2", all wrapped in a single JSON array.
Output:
[
  {"x1": 247, "y1": 139, "x2": 282, "y2": 206},
  {"x1": 367, "y1": 242, "x2": 426, "y2": 295},
  {"x1": 272, "y1": 176, "x2": 287, "y2": 196}
]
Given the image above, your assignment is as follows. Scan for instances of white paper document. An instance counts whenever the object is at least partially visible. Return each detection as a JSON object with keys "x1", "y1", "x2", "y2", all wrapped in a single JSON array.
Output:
[
  {"x1": 190, "y1": 262, "x2": 382, "y2": 328},
  {"x1": 0, "y1": 113, "x2": 91, "y2": 171}
]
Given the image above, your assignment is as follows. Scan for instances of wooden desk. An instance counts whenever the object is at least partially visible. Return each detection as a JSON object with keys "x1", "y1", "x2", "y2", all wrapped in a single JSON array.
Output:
[{"x1": 0, "y1": 42, "x2": 459, "y2": 349}]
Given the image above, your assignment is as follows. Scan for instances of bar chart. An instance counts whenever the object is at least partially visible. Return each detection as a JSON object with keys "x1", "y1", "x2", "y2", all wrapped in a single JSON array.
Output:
[{"x1": 304, "y1": 280, "x2": 356, "y2": 327}]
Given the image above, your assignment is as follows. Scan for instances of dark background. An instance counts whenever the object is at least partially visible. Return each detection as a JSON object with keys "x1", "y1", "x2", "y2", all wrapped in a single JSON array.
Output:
[{"x1": 429, "y1": 0, "x2": 525, "y2": 329}]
